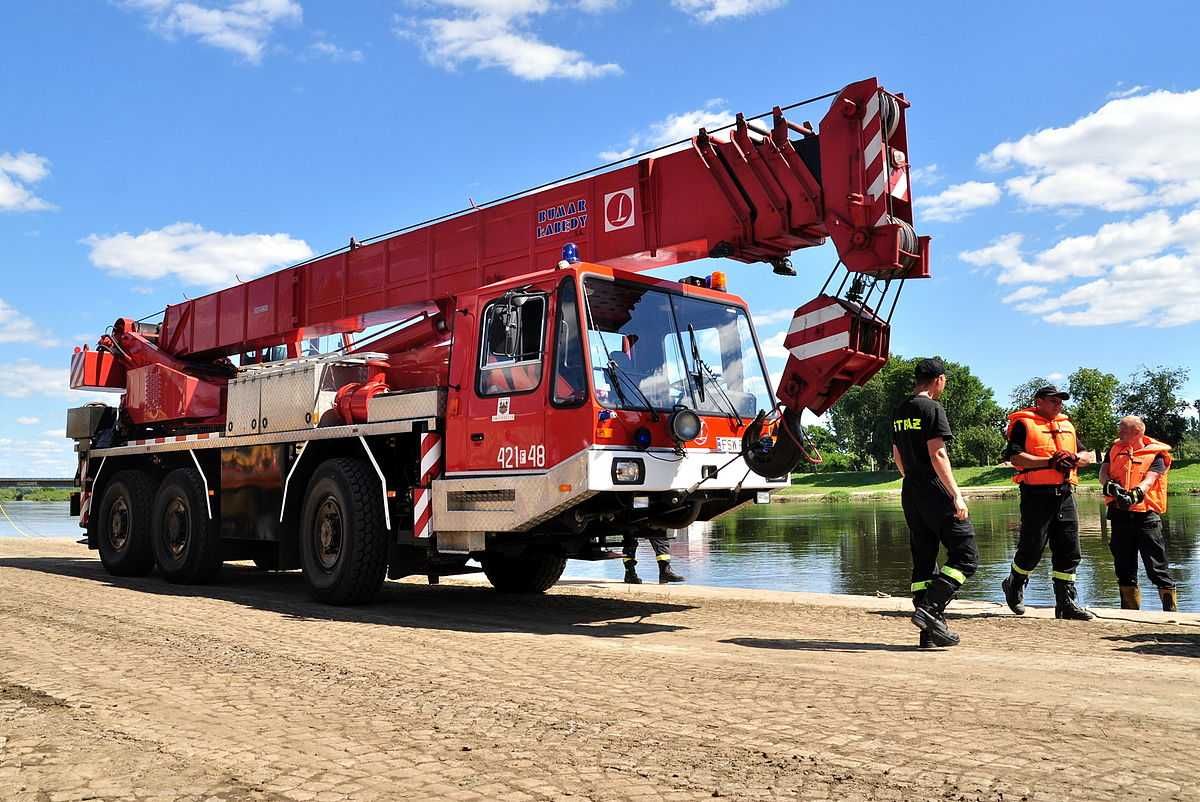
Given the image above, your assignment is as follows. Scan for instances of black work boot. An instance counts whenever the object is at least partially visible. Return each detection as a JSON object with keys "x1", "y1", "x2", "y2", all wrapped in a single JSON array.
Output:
[
  {"x1": 658, "y1": 560, "x2": 685, "y2": 584},
  {"x1": 910, "y1": 577, "x2": 960, "y2": 647},
  {"x1": 623, "y1": 560, "x2": 642, "y2": 584},
  {"x1": 912, "y1": 590, "x2": 932, "y2": 649},
  {"x1": 1002, "y1": 569, "x2": 1028, "y2": 616},
  {"x1": 1054, "y1": 579, "x2": 1094, "y2": 621}
]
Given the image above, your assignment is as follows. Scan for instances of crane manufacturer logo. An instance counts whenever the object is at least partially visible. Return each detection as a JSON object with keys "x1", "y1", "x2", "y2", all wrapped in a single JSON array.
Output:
[
  {"x1": 536, "y1": 198, "x2": 588, "y2": 239},
  {"x1": 603, "y1": 188, "x2": 636, "y2": 232}
]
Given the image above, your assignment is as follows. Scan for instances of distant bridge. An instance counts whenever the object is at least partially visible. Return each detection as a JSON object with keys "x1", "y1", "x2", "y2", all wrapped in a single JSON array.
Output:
[{"x1": 0, "y1": 478, "x2": 74, "y2": 488}]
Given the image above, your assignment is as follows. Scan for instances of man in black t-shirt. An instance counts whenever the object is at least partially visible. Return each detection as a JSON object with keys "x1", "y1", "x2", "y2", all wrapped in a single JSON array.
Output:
[{"x1": 891, "y1": 358, "x2": 979, "y2": 648}]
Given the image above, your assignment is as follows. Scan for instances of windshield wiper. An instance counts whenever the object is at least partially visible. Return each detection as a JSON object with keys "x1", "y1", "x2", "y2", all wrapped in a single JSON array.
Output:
[
  {"x1": 605, "y1": 360, "x2": 660, "y2": 421},
  {"x1": 685, "y1": 324, "x2": 744, "y2": 427}
]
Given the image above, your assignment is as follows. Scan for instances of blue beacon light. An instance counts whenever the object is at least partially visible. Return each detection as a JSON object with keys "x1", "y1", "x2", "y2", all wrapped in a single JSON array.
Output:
[{"x1": 562, "y1": 242, "x2": 580, "y2": 264}]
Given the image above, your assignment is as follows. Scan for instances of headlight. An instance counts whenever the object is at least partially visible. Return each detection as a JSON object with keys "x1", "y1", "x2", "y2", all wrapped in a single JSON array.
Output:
[
  {"x1": 669, "y1": 408, "x2": 701, "y2": 442},
  {"x1": 612, "y1": 458, "x2": 645, "y2": 484}
]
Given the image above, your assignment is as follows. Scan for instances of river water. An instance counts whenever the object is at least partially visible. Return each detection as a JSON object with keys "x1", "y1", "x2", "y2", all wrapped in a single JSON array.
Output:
[{"x1": 3, "y1": 496, "x2": 1198, "y2": 611}]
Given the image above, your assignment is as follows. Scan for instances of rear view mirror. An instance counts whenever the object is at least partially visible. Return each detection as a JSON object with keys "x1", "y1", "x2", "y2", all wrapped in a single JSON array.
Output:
[{"x1": 487, "y1": 306, "x2": 519, "y2": 358}]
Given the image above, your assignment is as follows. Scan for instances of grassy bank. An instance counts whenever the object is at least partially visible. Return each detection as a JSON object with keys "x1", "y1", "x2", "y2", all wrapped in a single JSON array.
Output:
[
  {"x1": 0, "y1": 488, "x2": 73, "y2": 502},
  {"x1": 783, "y1": 459, "x2": 1200, "y2": 501}
]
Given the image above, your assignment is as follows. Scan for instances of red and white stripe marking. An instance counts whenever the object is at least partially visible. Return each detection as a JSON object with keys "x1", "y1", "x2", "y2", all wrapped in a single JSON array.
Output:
[
  {"x1": 129, "y1": 432, "x2": 220, "y2": 447},
  {"x1": 783, "y1": 299, "x2": 851, "y2": 361},
  {"x1": 414, "y1": 432, "x2": 442, "y2": 539},
  {"x1": 70, "y1": 355, "x2": 84, "y2": 389},
  {"x1": 861, "y1": 90, "x2": 910, "y2": 222}
]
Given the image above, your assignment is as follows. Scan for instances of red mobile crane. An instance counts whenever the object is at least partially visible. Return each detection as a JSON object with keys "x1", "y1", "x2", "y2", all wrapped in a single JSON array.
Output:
[{"x1": 66, "y1": 78, "x2": 928, "y2": 604}]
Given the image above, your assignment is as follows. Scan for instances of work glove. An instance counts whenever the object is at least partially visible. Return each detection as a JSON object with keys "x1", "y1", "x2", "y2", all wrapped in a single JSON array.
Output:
[
  {"x1": 1112, "y1": 487, "x2": 1134, "y2": 510},
  {"x1": 1128, "y1": 486, "x2": 1145, "y2": 505},
  {"x1": 1049, "y1": 450, "x2": 1077, "y2": 471},
  {"x1": 1103, "y1": 480, "x2": 1124, "y2": 497}
]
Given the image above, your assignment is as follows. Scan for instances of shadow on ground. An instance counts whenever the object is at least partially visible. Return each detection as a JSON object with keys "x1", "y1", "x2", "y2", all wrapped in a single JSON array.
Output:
[
  {"x1": 0, "y1": 555, "x2": 694, "y2": 639},
  {"x1": 720, "y1": 636, "x2": 920, "y2": 653},
  {"x1": 1104, "y1": 632, "x2": 1200, "y2": 658}
]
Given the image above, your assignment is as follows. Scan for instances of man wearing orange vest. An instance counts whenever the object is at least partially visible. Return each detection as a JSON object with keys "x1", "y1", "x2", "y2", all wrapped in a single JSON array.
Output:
[
  {"x1": 1001, "y1": 385, "x2": 1095, "y2": 621},
  {"x1": 1100, "y1": 415, "x2": 1177, "y2": 611}
]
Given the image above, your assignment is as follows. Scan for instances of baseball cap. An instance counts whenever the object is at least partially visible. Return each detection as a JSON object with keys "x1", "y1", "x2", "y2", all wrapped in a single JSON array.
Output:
[
  {"x1": 914, "y1": 357, "x2": 946, "y2": 381},
  {"x1": 1034, "y1": 385, "x2": 1070, "y2": 401}
]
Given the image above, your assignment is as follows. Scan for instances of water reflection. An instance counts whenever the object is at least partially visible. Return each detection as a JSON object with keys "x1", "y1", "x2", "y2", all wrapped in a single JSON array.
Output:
[
  {"x1": 567, "y1": 495, "x2": 1200, "y2": 612},
  {"x1": 3, "y1": 498, "x2": 1197, "y2": 612}
]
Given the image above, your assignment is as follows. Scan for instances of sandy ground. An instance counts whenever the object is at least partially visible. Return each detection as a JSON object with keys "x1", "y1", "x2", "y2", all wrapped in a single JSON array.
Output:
[{"x1": 2, "y1": 537, "x2": 1198, "y2": 802}]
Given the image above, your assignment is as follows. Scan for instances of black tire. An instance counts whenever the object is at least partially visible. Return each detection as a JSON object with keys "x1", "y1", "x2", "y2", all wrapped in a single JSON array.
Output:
[
  {"x1": 299, "y1": 458, "x2": 389, "y2": 605},
  {"x1": 151, "y1": 468, "x2": 223, "y2": 584},
  {"x1": 482, "y1": 551, "x2": 566, "y2": 594},
  {"x1": 96, "y1": 470, "x2": 156, "y2": 577}
]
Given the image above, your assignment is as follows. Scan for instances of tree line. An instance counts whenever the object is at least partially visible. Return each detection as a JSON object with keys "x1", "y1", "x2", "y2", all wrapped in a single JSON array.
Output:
[{"x1": 802, "y1": 358, "x2": 1199, "y2": 472}]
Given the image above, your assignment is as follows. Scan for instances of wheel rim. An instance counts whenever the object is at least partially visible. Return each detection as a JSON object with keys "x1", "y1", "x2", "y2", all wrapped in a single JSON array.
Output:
[
  {"x1": 164, "y1": 497, "x2": 191, "y2": 560},
  {"x1": 107, "y1": 496, "x2": 131, "y2": 552},
  {"x1": 313, "y1": 496, "x2": 344, "y2": 571}
]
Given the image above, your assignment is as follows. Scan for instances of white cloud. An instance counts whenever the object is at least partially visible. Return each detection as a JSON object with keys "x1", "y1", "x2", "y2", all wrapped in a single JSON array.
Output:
[
  {"x1": 671, "y1": 0, "x2": 786, "y2": 23},
  {"x1": 15, "y1": 416, "x2": 40, "y2": 425},
  {"x1": 1107, "y1": 83, "x2": 1147, "y2": 100},
  {"x1": 751, "y1": 308, "x2": 798, "y2": 328},
  {"x1": 0, "y1": 151, "x2": 54, "y2": 212},
  {"x1": 0, "y1": 298, "x2": 56, "y2": 346},
  {"x1": 916, "y1": 181, "x2": 1001, "y2": 223},
  {"x1": 908, "y1": 163, "x2": 941, "y2": 187},
  {"x1": 600, "y1": 99, "x2": 732, "y2": 161},
  {"x1": 309, "y1": 39, "x2": 363, "y2": 62},
  {"x1": 83, "y1": 222, "x2": 313, "y2": 287},
  {"x1": 980, "y1": 88, "x2": 1200, "y2": 212},
  {"x1": 122, "y1": 0, "x2": 302, "y2": 64},
  {"x1": 1, "y1": 361, "x2": 75, "y2": 399},
  {"x1": 963, "y1": 206, "x2": 1200, "y2": 327},
  {"x1": 0, "y1": 435, "x2": 76, "y2": 478},
  {"x1": 398, "y1": 1, "x2": 621, "y2": 81},
  {"x1": 1045, "y1": 371, "x2": 1065, "y2": 382}
]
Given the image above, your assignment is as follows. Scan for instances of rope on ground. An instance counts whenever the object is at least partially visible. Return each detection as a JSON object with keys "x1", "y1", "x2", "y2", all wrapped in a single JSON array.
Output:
[{"x1": 0, "y1": 499, "x2": 41, "y2": 537}]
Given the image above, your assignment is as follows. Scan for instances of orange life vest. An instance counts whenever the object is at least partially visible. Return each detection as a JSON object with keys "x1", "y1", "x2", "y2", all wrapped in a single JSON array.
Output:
[
  {"x1": 1105, "y1": 436, "x2": 1172, "y2": 513},
  {"x1": 1006, "y1": 408, "x2": 1078, "y2": 486}
]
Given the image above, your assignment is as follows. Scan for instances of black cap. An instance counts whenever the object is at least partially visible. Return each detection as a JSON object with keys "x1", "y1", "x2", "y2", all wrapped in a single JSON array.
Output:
[
  {"x1": 914, "y1": 357, "x2": 946, "y2": 381},
  {"x1": 1034, "y1": 385, "x2": 1070, "y2": 401}
]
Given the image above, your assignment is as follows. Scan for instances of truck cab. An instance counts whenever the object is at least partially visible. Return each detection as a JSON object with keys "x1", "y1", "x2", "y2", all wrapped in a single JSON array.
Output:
[{"x1": 436, "y1": 260, "x2": 787, "y2": 555}]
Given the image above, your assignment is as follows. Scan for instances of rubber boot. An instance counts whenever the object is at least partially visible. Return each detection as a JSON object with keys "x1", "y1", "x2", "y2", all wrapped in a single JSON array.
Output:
[
  {"x1": 658, "y1": 560, "x2": 685, "y2": 584},
  {"x1": 912, "y1": 590, "x2": 932, "y2": 649},
  {"x1": 1053, "y1": 580, "x2": 1094, "y2": 621},
  {"x1": 623, "y1": 560, "x2": 642, "y2": 584},
  {"x1": 1159, "y1": 586, "x2": 1178, "y2": 613},
  {"x1": 1118, "y1": 585, "x2": 1141, "y2": 610},
  {"x1": 910, "y1": 576, "x2": 960, "y2": 647},
  {"x1": 1002, "y1": 570, "x2": 1028, "y2": 616}
]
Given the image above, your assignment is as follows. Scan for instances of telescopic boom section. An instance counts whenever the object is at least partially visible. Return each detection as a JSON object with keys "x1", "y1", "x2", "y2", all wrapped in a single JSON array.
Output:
[{"x1": 154, "y1": 78, "x2": 927, "y2": 367}]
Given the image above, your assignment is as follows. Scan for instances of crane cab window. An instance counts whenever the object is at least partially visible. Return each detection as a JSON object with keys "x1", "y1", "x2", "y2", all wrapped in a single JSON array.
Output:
[{"x1": 477, "y1": 293, "x2": 547, "y2": 396}]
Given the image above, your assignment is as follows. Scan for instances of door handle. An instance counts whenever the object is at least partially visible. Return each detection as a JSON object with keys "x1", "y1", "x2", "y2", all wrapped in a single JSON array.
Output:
[{"x1": 471, "y1": 433, "x2": 485, "y2": 442}]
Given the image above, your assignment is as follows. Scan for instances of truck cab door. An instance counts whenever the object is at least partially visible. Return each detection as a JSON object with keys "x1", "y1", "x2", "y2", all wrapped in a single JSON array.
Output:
[{"x1": 461, "y1": 288, "x2": 550, "y2": 474}]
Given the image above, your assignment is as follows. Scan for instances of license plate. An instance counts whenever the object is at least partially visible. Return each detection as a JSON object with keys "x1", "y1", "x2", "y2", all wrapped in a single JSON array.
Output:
[{"x1": 717, "y1": 437, "x2": 741, "y2": 453}]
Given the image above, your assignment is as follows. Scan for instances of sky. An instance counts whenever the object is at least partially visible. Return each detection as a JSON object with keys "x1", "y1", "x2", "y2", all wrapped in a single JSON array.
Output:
[{"x1": 1, "y1": 0, "x2": 1199, "y2": 477}]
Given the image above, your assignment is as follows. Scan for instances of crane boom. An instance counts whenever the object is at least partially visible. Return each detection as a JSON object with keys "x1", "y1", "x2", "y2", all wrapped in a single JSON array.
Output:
[{"x1": 156, "y1": 78, "x2": 926, "y2": 362}]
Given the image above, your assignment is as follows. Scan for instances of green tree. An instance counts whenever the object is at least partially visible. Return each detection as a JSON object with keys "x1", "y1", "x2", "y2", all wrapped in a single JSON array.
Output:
[
  {"x1": 1007, "y1": 376, "x2": 1050, "y2": 413},
  {"x1": 830, "y1": 355, "x2": 1004, "y2": 469},
  {"x1": 1067, "y1": 367, "x2": 1119, "y2": 452},
  {"x1": 796, "y1": 425, "x2": 854, "y2": 473},
  {"x1": 1118, "y1": 365, "x2": 1191, "y2": 445}
]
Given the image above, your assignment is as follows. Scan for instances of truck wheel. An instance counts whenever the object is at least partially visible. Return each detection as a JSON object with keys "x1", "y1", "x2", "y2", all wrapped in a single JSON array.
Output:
[
  {"x1": 482, "y1": 551, "x2": 566, "y2": 594},
  {"x1": 299, "y1": 458, "x2": 388, "y2": 605},
  {"x1": 96, "y1": 470, "x2": 156, "y2": 577},
  {"x1": 151, "y1": 468, "x2": 223, "y2": 584}
]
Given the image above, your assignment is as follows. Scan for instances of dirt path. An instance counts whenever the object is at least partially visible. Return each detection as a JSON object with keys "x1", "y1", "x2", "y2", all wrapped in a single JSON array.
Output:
[{"x1": 2, "y1": 538, "x2": 1197, "y2": 802}]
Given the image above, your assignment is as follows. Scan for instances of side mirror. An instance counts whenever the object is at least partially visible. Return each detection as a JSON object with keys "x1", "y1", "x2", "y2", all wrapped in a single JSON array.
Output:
[{"x1": 487, "y1": 307, "x2": 518, "y2": 358}]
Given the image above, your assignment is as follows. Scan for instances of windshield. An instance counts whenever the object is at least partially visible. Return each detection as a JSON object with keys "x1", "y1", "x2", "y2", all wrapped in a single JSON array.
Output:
[{"x1": 582, "y1": 277, "x2": 771, "y2": 418}]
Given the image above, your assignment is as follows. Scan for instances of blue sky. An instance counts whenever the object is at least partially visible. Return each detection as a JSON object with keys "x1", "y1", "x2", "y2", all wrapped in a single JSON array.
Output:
[{"x1": 2, "y1": 0, "x2": 1198, "y2": 476}]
